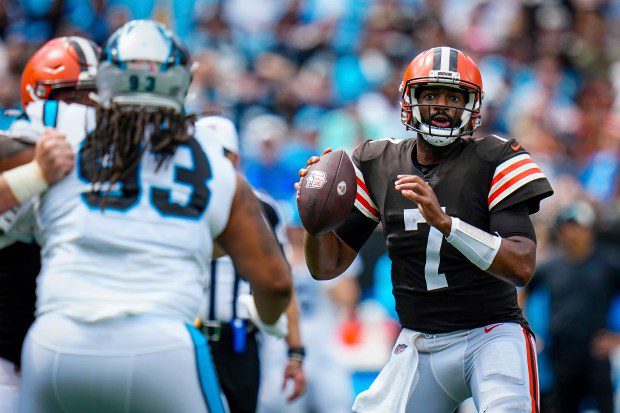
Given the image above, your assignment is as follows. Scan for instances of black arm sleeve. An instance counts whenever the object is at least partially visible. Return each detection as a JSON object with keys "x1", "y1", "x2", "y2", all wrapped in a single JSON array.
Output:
[
  {"x1": 334, "y1": 207, "x2": 378, "y2": 252},
  {"x1": 489, "y1": 202, "x2": 537, "y2": 243}
]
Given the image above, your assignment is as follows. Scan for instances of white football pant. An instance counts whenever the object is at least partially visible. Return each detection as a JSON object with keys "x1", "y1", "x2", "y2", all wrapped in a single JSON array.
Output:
[
  {"x1": 354, "y1": 322, "x2": 539, "y2": 413},
  {"x1": 19, "y1": 313, "x2": 228, "y2": 413},
  {"x1": 0, "y1": 357, "x2": 20, "y2": 413}
]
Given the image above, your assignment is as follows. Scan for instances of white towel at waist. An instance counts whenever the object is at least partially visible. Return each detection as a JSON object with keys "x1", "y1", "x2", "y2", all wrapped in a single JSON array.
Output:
[{"x1": 353, "y1": 329, "x2": 421, "y2": 413}]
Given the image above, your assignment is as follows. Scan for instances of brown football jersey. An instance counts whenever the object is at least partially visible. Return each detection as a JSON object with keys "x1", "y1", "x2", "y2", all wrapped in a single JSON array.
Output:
[{"x1": 335, "y1": 135, "x2": 553, "y2": 333}]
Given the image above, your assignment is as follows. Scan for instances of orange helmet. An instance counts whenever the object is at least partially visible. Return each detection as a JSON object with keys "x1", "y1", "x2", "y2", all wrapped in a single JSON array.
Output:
[
  {"x1": 20, "y1": 36, "x2": 101, "y2": 109},
  {"x1": 400, "y1": 46, "x2": 483, "y2": 146}
]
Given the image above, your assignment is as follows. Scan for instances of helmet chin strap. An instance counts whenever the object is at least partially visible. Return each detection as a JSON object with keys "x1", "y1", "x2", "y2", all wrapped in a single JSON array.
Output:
[{"x1": 419, "y1": 131, "x2": 459, "y2": 147}]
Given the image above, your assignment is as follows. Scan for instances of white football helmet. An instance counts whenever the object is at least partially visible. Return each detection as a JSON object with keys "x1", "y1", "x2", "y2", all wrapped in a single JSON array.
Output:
[{"x1": 97, "y1": 20, "x2": 192, "y2": 113}]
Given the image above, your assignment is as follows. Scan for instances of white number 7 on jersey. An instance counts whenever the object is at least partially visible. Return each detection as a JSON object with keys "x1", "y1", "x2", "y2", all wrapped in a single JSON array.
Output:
[{"x1": 404, "y1": 208, "x2": 448, "y2": 290}]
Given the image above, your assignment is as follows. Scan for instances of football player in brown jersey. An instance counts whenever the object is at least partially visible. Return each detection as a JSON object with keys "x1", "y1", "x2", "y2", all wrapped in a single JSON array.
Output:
[{"x1": 296, "y1": 47, "x2": 553, "y2": 413}]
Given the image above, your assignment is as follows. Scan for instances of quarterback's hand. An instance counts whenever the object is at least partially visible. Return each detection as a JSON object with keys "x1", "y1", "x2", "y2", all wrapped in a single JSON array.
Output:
[
  {"x1": 35, "y1": 129, "x2": 74, "y2": 184},
  {"x1": 294, "y1": 148, "x2": 332, "y2": 199},
  {"x1": 282, "y1": 359, "x2": 306, "y2": 402},
  {"x1": 237, "y1": 294, "x2": 288, "y2": 338},
  {"x1": 395, "y1": 174, "x2": 452, "y2": 236}
]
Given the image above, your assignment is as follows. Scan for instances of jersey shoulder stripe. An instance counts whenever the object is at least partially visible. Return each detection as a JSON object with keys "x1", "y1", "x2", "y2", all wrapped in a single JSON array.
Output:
[{"x1": 488, "y1": 153, "x2": 546, "y2": 209}]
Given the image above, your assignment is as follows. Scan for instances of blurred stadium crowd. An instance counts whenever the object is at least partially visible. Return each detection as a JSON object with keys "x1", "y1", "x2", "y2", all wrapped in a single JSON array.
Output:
[{"x1": 2, "y1": 0, "x2": 620, "y2": 411}]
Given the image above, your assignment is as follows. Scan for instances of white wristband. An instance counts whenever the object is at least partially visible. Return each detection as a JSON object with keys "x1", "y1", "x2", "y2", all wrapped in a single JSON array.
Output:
[
  {"x1": 445, "y1": 217, "x2": 501, "y2": 271},
  {"x1": 3, "y1": 161, "x2": 48, "y2": 204},
  {"x1": 237, "y1": 294, "x2": 289, "y2": 338}
]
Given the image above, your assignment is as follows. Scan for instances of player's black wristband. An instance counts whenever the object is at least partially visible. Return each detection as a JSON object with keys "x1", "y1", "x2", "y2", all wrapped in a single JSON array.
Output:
[{"x1": 287, "y1": 346, "x2": 306, "y2": 362}]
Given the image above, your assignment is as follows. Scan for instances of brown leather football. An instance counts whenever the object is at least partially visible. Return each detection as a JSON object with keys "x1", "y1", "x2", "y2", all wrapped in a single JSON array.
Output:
[{"x1": 296, "y1": 150, "x2": 357, "y2": 235}]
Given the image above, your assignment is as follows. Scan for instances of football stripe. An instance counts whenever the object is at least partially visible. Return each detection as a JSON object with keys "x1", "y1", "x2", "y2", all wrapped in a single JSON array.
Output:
[
  {"x1": 356, "y1": 180, "x2": 376, "y2": 207},
  {"x1": 355, "y1": 198, "x2": 380, "y2": 222},
  {"x1": 449, "y1": 48, "x2": 458, "y2": 71},
  {"x1": 491, "y1": 157, "x2": 535, "y2": 187},
  {"x1": 433, "y1": 48, "x2": 442, "y2": 70},
  {"x1": 440, "y1": 47, "x2": 451, "y2": 71},
  {"x1": 354, "y1": 165, "x2": 379, "y2": 204},
  {"x1": 356, "y1": 176, "x2": 371, "y2": 197},
  {"x1": 521, "y1": 328, "x2": 540, "y2": 413},
  {"x1": 490, "y1": 162, "x2": 539, "y2": 194},
  {"x1": 488, "y1": 172, "x2": 546, "y2": 210},
  {"x1": 356, "y1": 177, "x2": 380, "y2": 217},
  {"x1": 356, "y1": 192, "x2": 379, "y2": 217},
  {"x1": 492, "y1": 154, "x2": 530, "y2": 177},
  {"x1": 73, "y1": 36, "x2": 99, "y2": 68},
  {"x1": 353, "y1": 164, "x2": 379, "y2": 220},
  {"x1": 489, "y1": 169, "x2": 544, "y2": 206},
  {"x1": 529, "y1": 333, "x2": 540, "y2": 412}
]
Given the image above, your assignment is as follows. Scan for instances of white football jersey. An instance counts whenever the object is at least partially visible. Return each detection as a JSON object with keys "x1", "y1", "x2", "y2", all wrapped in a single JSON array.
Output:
[{"x1": 33, "y1": 102, "x2": 237, "y2": 322}]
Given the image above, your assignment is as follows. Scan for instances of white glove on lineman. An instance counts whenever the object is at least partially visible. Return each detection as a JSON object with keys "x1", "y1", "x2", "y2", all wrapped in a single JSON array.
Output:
[{"x1": 237, "y1": 294, "x2": 288, "y2": 339}]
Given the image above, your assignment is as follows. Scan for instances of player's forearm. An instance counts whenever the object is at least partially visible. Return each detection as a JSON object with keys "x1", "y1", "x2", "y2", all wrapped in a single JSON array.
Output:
[
  {"x1": 219, "y1": 173, "x2": 293, "y2": 324},
  {"x1": 284, "y1": 290, "x2": 303, "y2": 348},
  {"x1": 304, "y1": 231, "x2": 355, "y2": 280},
  {"x1": 252, "y1": 274, "x2": 291, "y2": 324},
  {"x1": 0, "y1": 142, "x2": 34, "y2": 173},
  {"x1": 442, "y1": 216, "x2": 535, "y2": 287},
  {"x1": 486, "y1": 237, "x2": 536, "y2": 287}
]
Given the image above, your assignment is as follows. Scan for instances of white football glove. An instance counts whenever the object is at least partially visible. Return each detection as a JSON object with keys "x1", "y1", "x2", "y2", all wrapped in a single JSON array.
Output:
[{"x1": 237, "y1": 294, "x2": 288, "y2": 338}]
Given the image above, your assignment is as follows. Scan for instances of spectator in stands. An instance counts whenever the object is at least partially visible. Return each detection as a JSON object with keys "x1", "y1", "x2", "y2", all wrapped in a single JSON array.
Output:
[{"x1": 526, "y1": 201, "x2": 620, "y2": 413}]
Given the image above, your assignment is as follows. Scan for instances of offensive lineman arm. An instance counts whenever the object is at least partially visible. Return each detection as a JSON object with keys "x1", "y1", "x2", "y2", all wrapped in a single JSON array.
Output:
[
  {"x1": 0, "y1": 130, "x2": 74, "y2": 214},
  {"x1": 0, "y1": 139, "x2": 34, "y2": 173},
  {"x1": 395, "y1": 175, "x2": 535, "y2": 287},
  {"x1": 295, "y1": 149, "x2": 358, "y2": 280},
  {"x1": 217, "y1": 173, "x2": 292, "y2": 324}
]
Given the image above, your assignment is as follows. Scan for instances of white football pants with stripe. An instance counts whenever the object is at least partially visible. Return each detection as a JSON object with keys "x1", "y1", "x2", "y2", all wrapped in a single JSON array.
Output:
[
  {"x1": 19, "y1": 313, "x2": 229, "y2": 413},
  {"x1": 354, "y1": 322, "x2": 539, "y2": 413}
]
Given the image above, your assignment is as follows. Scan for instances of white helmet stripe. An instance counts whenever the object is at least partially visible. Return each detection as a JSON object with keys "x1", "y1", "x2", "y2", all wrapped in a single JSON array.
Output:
[
  {"x1": 73, "y1": 37, "x2": 98, "y2": 68},
  {"x1": 440, "y1": 47, "x2": 451, "y2": 71}
]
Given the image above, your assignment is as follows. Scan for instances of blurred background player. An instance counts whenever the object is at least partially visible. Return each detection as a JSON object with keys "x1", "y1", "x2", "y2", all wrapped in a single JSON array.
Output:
[
  {"x1": 525, "y1": 201, "x2": 620, "y2": 413},
  {"x1": 297, "y1": 47, "x2": 553, "y2": 412},
  {"x1": 0, "y1": 36, "x2": 98, "y2": 413},
  {"x1": 196, "y1": 115, "x2": 306, "y2": 413},
  {"x1": 18, "y1": 20, "x2": 291, "y2": 413},
  {"x1": 258, "y1": 212, "x2": 360, "y2": 413}
]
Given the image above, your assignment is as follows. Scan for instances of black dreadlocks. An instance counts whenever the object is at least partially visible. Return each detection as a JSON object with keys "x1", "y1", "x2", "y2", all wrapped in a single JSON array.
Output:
[{"x1": 82, "y1": 102, "x2": 196, "y2": 188}]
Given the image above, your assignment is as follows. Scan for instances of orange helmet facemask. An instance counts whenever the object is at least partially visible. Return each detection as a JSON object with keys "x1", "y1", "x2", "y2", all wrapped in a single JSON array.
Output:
[
  {"x1": 400, "y1": 46, "x2": 483, "y2": 146},
  {"x1": 20, "y1": 36, "x2": 101, "y2": 110}
]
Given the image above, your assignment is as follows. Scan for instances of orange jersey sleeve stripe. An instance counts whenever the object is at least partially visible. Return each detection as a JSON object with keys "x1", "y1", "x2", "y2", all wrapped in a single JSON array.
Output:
[{"x1": 491, "y1": 157, "x2": 535, "y2": 188}]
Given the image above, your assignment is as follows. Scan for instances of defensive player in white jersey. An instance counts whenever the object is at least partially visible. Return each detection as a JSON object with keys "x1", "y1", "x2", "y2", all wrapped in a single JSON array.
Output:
[
  {"x1": 0, "y1": 37, "x2": 98, "y2": 413},
  {"x1": 18, "y1": 20, "x2": 292, "y2": 413}
]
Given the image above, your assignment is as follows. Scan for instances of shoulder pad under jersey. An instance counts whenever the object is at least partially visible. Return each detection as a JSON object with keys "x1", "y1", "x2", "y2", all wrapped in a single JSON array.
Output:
[{"x1": 354, "y1": 138, "x2": 404, "y2": 163}]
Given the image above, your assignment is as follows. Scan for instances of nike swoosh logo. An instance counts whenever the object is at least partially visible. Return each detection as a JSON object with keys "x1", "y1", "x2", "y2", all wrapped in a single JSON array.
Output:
[
  {"x1": 510, "y1": 143, "x2": 521, "y2": 151},
  {"x1": 484, "y1": 323, "x2": 503, "y2": 333}
]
